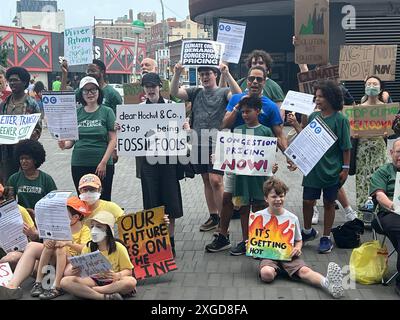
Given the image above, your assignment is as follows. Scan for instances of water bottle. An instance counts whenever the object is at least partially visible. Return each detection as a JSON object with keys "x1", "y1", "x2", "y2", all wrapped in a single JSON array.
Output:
[{"x1": 363, "y1": 197, "x2": 374, "y2": 224}]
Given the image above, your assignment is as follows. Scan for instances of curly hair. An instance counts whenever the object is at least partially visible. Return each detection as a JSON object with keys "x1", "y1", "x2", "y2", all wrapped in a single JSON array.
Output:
[
  {"x1": 245, "y1": 50, "x2": 274, "y2": 72},
  {"x1": 313, "y1": 80, "x2": 344, "y2": 111},
  {"x1": 15, "y1": 139, "x2": 46, "y2": 169}
]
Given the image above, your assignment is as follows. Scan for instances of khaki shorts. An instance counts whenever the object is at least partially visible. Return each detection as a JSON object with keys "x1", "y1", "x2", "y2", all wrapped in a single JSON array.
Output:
[{"x1": 259, "y1": 256, "x2": 307, "y2": 278}]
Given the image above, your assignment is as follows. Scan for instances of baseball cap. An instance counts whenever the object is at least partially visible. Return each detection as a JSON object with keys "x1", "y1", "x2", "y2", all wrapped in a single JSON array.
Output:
[
  {"x1": 79, "y1": 76, "x2": 100, "y2": 89},
  {"x1": 67, "y1": 197, "x2": 91, "y2": 217},
  {"x1": 141, "y1": 72, "x2": 163, "y2": 87},
  {"x1": 79, "y1": 174, "x2": 102, "y2": 189},
  {"x1": 85, "y1": 211, "x2": 115, "y2": 234},
  {"x1": 198, "y1": 66, "x2": 220, "y2": 75}
]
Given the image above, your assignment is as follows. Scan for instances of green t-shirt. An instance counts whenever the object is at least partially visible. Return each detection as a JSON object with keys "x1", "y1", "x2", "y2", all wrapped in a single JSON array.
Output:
[
  {"x1": 369, "y1": 163, "x2": 397, "y2": 213},
  {"x1": 75, "y1": 85, "x2": 123, "y2": 115},
  {"x1": 239, "y1": 78, "x2": 285, "y2": 103},
  {"x1": 302, "y1": 111, "x2": 352, "y2": 189},
  {"x1": 233, "y1": 124, "x2": 274, "y2": 205},
  {"x1": 52, "y1": 81, "x2": 61, "y2": 91},
  {"x1": 7, "y1": 170, "x2": 57, "y2": 209},
  {"x1": 72, "y1": 105, "x2": 116, "y2": 167}
]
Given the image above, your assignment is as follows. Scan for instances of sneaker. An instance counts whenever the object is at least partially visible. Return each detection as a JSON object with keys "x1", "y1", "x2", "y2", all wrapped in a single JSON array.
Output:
[
  {"x1": 345, "y1": 209, "x2": 357, "y2": 222},
  {"x1": 232, "y1": 209, "x2": 240, "y2": 220},
  {"x1": 335, "y1": 202, "x2": 340, "y2": 210},
  {"x1": 39, "y1": 288, "x2": 65, "y2": 300},
  {"x1": 326, "y1": 262, "x2": 344, "y2": 299},
  {"x1": 301, "y1": 228, "x2": 318, "y2": 242},
  {"x1": 0, "y1": 286, "x2": 23, "y2": 300},
  {"x1": 312, "y1": 206, "x2": 319, "y2": 225},
  {"x1": 30, "y1": 282, "x2": 44, "y2": 297},
  {"x1": 319, "y1": 237, "x2": 333, "y2": 254},
  {"x1": 230, "y1": 241, "x2": 247, "y2": 256},
  {"x1": 104, "y1": 293, "x2": 123, "y2": 300},
  {"x1": 205, "y1": 233, "x2": 231, "y2": 253},
  {"x1": 200, "y1": 216, "x2": 219, "y2": 232}
]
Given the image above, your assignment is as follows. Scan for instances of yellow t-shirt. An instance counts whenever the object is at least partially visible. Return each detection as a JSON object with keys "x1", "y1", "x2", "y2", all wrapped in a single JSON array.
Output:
[
  {"x1": 85, "y1": 200, "x2": 124, "y2": 221},
  {"x1": 19, "y1": 205, "x2": 34, "y2": 228},
  {"x1": 68, "y1": 225, "x2": 91, "y2": 256},
  {"x1": 82, "y1": 242, "x2": 133, "y2": 273}
]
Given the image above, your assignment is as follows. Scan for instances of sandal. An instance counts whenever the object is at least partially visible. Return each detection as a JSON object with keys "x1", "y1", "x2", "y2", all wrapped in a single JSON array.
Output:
[
  {"x1": 30, "y1": 282, "x2": 44, "y2": 297},
  {"x1": 39, "y1": 288, "x2": 65, "y2": 300}
]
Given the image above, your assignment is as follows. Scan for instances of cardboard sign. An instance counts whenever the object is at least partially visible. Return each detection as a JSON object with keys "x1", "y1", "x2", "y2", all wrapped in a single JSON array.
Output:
[
  {"x1": 339, "y1": 45, "x2": 397, "y2": 81},
  {"x1": 295, "y1": 0, "x2": 329, "y2": 65},
  {"x1": 117, "y1": 207, "x2": 177, "y2": 280},
  {"x1": 247, "y1": 212, "x2": 296, "y2": 261},
  {"x1": 343, "y1": 103, "x2": 399, "y2": 137},
  {"x1": 0, "y1": 114, "x2": 41, "y2": 144},
  {"x1": 298, "y1": 65, "x2": 339, "y2": 94},
  {"x1": 68, "y1": 251, "x2": 112, "y2": 277},
  {"x1": 0, "y1": 263, "x2": 13, "y2": 287},
  {"x1": 181, "y1": 40, "x2": 225, "y2": 68},
  {"x1": 64, "y1": 26, "x2": 93, "y2": 66},
  {"x1": 123, "y1": 80, "x2": 171, "y2": 104},
  {"x1": 213, "y1": 132, "x2": 277, "y2": 176},
  {"x1": 216, "y1": 19, "x2": 247, "y2": 64}
]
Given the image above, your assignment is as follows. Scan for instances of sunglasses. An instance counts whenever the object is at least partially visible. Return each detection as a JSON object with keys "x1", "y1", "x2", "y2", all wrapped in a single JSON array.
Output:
[
  {"x1": 82, "y1": 88, "x2": 98, "y2": 95},
  {"x1": 247, "y1": 76, "x2": 264, "y2": 83}
]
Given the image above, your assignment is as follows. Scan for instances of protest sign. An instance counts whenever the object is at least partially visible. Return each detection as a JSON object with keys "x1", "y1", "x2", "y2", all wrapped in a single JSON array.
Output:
[
  {"x1": 284, "y1": 116, "x2": 337, "y2": 176},
  {"x1": 0, "y1": 114, "x2": 41, "y2": 144},
  {"x1": 247, "y1": 212, "x2": 298, "y2": 261},
  {"x1": 117, "y1": 206, "x2": 177, "y2": 280},
  {"x1": 116, "y1": 103, "x2": 187, "y2": 157},
  {"x1": 339, "y1": 45, "x2": 397, "y2": 81},
  {"x1": 123, "y1": 80, "x2": 171, "y2": 104},
  {"x1": 392, "y1": 172, "x2": 400, "y2": 215},
  {"x1": 0, "y1": 263, "x2": 13, "y2": 287},
  {"x1": 216, "y1": 19, "x2": 247, "y2": 64},
  {"x1": 295, "y1": 0, "x2": 329, "y2": 65},
  {"x1": 282, "y1": 91, "x2": 315, "y2": 115},
  {"x1": 297, "y1": 65, "x2": 339, "y2": 94},
  {"x1": 0, "y1": 201, "x2": 28, "y2": 253},
  {"x1": 64, "y1": 26, "x2": 93, "y2": 66},
  {"x1": 181, "y1": 40, "x2": 225, "y2": 68},
  {"x1": 213, "y1": 132, "x2": 277, "y2": 176},
  {"x1": 68, "y1": 251, "x2": 112, "y2": 277},
  {"x1": 42, "y1": 92, "x2": 79, "y2": 141},
  {"x1": 35, "y1": 191, "x2": 72, "y2": 241},
  {"x1": 343, "y1": 103, "x2": 398, "y2": 137}
]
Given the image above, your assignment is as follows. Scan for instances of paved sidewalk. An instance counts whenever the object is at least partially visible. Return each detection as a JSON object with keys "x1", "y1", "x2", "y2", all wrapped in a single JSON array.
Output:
[{"x1": 18, "y1": 128, "x2": 399, "y2": 300}]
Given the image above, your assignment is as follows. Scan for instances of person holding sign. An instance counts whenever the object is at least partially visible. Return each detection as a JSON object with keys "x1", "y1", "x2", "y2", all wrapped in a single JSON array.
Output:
[
  {"x1": 58, "y1": 77, "x2": 117, "y2": 201},
  {"x1": 369, "y1": 139, "x2": 400, "y2": 297},
  {"x1": 296, "y1": 80, "x2": 352, "y2": 254},
  {"x1": 257, "y1": 178, "x2": 344, "y2": 298},
  {"x1": 60, "y1": 211, "x2": 137, "y2": 300}
]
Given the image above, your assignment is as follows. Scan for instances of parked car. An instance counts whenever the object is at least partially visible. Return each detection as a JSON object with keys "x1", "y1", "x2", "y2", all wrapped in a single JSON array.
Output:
[{"x1": 109, "y1": 83, "x2": 124, "y2": 97}]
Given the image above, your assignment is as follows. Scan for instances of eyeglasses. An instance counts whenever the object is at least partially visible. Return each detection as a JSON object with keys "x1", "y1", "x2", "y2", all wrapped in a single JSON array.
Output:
[
  {"x1": 247, "y1": 76, "x2": 264, "y2": 83},
  {"x1": 82, "y1": 88, "x2": 98, "y2": 95}
]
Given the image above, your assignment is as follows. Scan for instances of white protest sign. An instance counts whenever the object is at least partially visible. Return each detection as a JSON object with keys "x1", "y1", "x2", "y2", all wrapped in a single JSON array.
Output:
[
  {"x1": 42, "y1": 92, "x2": 79, "y2": 141},
  {"x1": 68, "y1": 251, "x2": 112, "y2": 277},
  {"x1": 0, "y1": 201, "x2": 28, "y2": 253},
  {"x1": 64, "y1": 26, "x2": 93, "y2": 66},
  {"x1": 282, "y1": 90, "x2": 316, "y2": 116},
  {"x1": 213, "y1": 131, "x2": 277, "y2": 176},
  {"x1": 392, "y1": 172, "x2": 400, "y2": 215},
  {"x1": 35, "y1": 191, "x2": 72, "y2": 241},
  {"x1": 284, "y1": 116, "x2": 337, "y2": 176},
  {"x1": 216, "y1": 19, "x2": 247, "y2": 64},
  {"x1": 0, "y1": 114, "x2": 41, "y2": 144},
  {"x1": 116, "y1": 103, "x2": 187, "y2": 157},
  {"x1": 181, "y1": 40, "x2": 225, "y2": 68},
  {"x1": 0, "y1": 263, "x2": 13, "y2": 287}
]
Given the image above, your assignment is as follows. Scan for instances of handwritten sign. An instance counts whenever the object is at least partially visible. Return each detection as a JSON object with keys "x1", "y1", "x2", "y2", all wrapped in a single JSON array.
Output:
[
  {"x1": 0, "y1": 114, "x2": 41, "y2": 144},
  {"x1": 181, "y1": 40, "x2": 225, "y2": 68},
  {"x1": 213, "y1": 132, "x2": 277, "y2": 176},
  {"x1": 117, "y1": 207, "x2": 177, "y2": 280},
  {"x1": 298, "y1": 65, "x2": 339, "y2": 94},
  {"x1": 343, "y1": 103, "x2": 399, "y2": 137},
  {"x1": 69, "y1": 251, "x2": 112, "y2": 277},
  {"x1": 0, "y1": 263, "x2": 13, "y2": 287},
  {"x1": 64, "y1": 26, "x2": 93, "y2": 66},
  {"x1": 339, "y1": 45, "x2": 397, "y2": 81}
]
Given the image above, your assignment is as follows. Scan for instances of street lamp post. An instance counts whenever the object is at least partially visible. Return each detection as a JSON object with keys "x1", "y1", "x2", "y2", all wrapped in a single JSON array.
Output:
[{"x1": 131, "y1": 20, "x2": 145, "y2": 79}]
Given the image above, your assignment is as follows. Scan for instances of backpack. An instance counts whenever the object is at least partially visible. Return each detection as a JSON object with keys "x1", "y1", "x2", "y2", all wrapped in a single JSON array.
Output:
[{"x1": 331, "y1": 218, "x2": 364, "y2": 249}]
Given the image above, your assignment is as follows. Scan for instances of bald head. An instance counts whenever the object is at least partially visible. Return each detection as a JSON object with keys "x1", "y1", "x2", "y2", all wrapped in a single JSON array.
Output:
[
  {"x1": 141, "y1": 58, "x2": 157, "y2": 75},
  {"x1": 390, "y1": 139, "x2": 400, "y2": 169}
]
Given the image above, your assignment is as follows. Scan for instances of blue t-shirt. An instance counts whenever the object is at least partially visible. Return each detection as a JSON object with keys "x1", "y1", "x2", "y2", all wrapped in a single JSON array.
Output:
[{"x1": 226, "y1": 93, "x2": 283, "y2": 129}]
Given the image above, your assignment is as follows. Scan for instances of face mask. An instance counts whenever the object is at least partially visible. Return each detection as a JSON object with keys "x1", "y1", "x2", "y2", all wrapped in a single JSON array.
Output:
[
  {"x1": 91, "y1": 226, "x2": 107, "y2": 243},
  {"x1": 79, "y1": 192, "x2": 101, "y2": 205},
  {"x1": 365, "y1": 86, "x2": 380, "y2": 97}
]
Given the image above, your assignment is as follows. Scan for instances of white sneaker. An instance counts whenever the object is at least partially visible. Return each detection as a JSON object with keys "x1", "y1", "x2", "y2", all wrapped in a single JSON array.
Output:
[
  {"x1": 326, "y1": 262, "x2": 344, "y2": 299},
  {"x1": 312, "y1": 206, "x2": 319, "y2": 225},
  {"x1": 345, "y1": 209, "x2": 357, "y2": 222}
]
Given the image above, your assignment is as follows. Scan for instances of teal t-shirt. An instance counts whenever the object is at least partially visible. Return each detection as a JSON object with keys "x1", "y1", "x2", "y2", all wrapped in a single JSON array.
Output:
[
  {"x1": 7, "y1": 170, "x2": 57, "y2": 209},
  {"x1": 302, "y1": 111, "x2": 352, "y2": 189},
  {"x1": 72, "y1": 105, "x2": 116, "y2": 167},
  {"x1": 239, "y1": 78, "x2": 285, "y2": 103}
]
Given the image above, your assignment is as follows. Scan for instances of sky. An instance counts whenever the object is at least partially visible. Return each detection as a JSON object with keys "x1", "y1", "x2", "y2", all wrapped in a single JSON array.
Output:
[{"x1": 0, "y1": 0, "x2": 190, "y2": 27}]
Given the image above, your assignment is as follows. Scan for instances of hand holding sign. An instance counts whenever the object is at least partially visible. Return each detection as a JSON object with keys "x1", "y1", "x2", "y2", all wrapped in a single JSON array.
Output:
[{"x1": 174, "y1": 63, "x2": 184, "y2": 75}]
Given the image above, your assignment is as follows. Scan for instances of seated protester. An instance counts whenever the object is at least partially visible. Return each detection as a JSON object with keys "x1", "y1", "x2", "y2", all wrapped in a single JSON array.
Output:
[
  {"x1": 0, "y1": 197, "x2": 90, "y2": 300},
  {"x1": 60, "y1": 211, "x2": 137, "y2": 300},
  {"x1": 0, "y1": 184, "x2": 38, "y2": 270},
  {"x1": 7, "y1": 139, "x2": 57, "y2": 219},
  {"x1": 258, "y1": 178, "x2": 344, "y2": 299},
  {"x1": 31, "y1": 197, "x2": 91, "y2": 300},
  {"x1": 369, "y1": 138, "x2": 400, "y2": 297}
]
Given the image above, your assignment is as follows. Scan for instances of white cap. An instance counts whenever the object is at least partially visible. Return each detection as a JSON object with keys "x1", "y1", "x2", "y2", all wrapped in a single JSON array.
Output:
[{"x1": 79, "y1": 76, "x2": 99, "y2": 89}]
